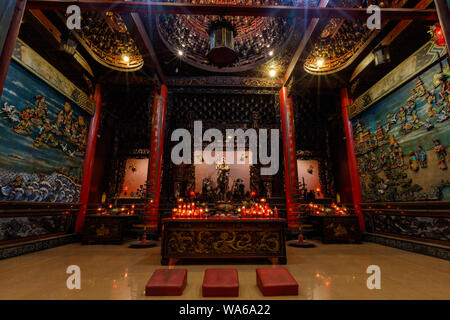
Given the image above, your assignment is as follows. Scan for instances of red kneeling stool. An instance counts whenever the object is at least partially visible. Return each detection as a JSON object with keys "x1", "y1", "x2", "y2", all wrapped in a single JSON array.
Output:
[
  {"x1": 256, "y1": 268, "x2": 298, "y2": 296},
  {"x1": 145, "y1": 269, "x2": 187, "y2": 296},
  {"x1": 202, "y1": 269, "x2": 239, "y2": 297}
]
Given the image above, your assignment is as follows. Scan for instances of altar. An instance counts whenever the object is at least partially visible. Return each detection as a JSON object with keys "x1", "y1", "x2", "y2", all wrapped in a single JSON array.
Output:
[{"x1": 161, "y1": 217, "x2": 287, "y2": 265}]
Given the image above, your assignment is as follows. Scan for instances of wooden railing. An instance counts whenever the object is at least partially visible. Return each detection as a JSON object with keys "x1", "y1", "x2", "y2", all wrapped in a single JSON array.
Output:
[
  {"x1": 0, "y1": 202, "x2": 81, "y2": 245},
  {"x1": 360, "y1": 201, "x2": 450, "y2": 246}
]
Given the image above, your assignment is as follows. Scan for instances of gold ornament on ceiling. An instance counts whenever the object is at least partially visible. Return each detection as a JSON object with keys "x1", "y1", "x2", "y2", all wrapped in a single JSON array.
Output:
[
  {"x1": 304, "y1": 0, "x2": 404, "y2": 75},
  {"x1": 156, "y1": 0, "x2": 301, "y2": 72},
  {"x1": 75, "y1": 11, "x2": 144, "y2": 72}
]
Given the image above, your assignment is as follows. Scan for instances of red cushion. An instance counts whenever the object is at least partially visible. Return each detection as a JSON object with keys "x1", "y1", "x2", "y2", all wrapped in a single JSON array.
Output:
[
  {"x1": 145, "y1": 269, "x2": 187, "y2": 296},
  {"x1": 256, "y1": 268, "x2": 298, "y2": 296},
  {"x1": 202, "y1": 269, "x2": 239, "y2": 297}
]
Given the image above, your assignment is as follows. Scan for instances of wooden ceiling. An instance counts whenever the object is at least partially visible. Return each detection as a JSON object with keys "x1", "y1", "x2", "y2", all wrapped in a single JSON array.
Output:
[{"x1": 21, "y1": 0, "x2": 439, "y2": 96}]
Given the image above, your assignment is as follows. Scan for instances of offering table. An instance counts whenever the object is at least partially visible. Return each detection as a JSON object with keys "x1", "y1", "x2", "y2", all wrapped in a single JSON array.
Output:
[{"x1": 161, "y1": 218, "x2": 287, "y2": 265}]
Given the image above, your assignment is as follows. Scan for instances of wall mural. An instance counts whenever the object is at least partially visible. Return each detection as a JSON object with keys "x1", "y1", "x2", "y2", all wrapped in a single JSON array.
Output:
[
  {"x1": 352, "y1": 59, "x2": 450, "y2": 202},
  {"x1": 0, "y1": 61, "x2": 91, "y2": 202}
]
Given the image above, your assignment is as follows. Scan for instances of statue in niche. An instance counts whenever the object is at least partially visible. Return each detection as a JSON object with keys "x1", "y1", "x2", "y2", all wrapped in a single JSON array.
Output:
[
  {"x1": 201, "y1": 177, "x2": 215, "y2": 202},
  {"x1": 252, "y1": 111, "x2": 259, "y2": 128},
  {"x1": 263, "y1": 182, "x2": 272, "y2": 198},
  {"x1": 232, "y1": 178, "x2": 245, "y2": 201},
  {"x1": 174, "y1": 182, "x2": 181, "y2": 199},
  {"x1": 215, "y1": 157, "x2": 230, "y2": 201}
]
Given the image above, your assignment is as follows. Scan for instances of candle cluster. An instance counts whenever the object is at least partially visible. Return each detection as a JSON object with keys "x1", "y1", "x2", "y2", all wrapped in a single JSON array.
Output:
[
  {"x1": 239, "y1": 198, "x2": 278, "y2": 218},
  {"x1": 172, "y1": 198, "x2": 207, "y2": 219},
  {"x1": 96, "y1": 204, "x2": 135, "y2": 216},
  {"x1": 308, "y1": 202, "x2": 348, "y2": 215},
  {"x1": 331, "y1": 203, "x2": 348, "y2": 215}
]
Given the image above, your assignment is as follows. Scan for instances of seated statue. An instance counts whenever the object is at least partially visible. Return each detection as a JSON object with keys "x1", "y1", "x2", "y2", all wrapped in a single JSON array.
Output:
[
  {"x1": 201, "y1": 177, "x2": 215, "y2": 202},
  {"x1": 216, "y1": 157, "x2": 230, "y2": 202},
  {"x1": 232, "y1": 178, "x2": 245, "y2": 201}
]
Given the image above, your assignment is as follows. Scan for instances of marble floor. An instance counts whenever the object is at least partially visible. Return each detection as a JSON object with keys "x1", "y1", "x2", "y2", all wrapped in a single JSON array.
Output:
[{"x1": 0, "y1": 241, "x2": 449, "y2": 300}]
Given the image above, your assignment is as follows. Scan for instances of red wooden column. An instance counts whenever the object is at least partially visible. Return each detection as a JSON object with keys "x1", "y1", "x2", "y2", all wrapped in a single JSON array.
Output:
[
  {"x1": 279, "y1": 87, "x2": 300, "y2": 231},
  {"x1": 75, "y1": 84, "x2": 102, "y2": 232},
  {"x1": 145, "y1": 84, "x2": 168, "y2": 230},
  {"x1": 435, "y1": 0, "x2": 450, "y2": 54},
  {"x1": 0, "y1": 0, "x2": 27, "y2": 98},
  {"x1": 340, "y1": 88, "x2": 365, "y2": 231}
]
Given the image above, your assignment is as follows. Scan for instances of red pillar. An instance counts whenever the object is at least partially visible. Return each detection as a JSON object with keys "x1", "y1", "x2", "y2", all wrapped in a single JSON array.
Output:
[
  {"x1": 435, "y1": 0, "x2": 450, "y2": 54},
  {"x1": 145, "y1": 84, "x2": 168, "y2": 230},
  {"x1": 75, "y1": 84, "x2": 102, "y2": 232},
  {"x1": 0, "y1": 0, "x2": 27, "y2": 98},
  {"x1": 340, "y1": 88, "x2": 365, "y2": 231},
  {"x1": 279, "y1": 87, "x2": 300, "y2": 230}
]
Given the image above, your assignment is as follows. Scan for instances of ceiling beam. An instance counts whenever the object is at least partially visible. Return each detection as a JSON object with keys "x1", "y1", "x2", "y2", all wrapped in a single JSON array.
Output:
[
  {"x1": 283, "y1": 0, "x2": 329, "y2": 86},
  {"x1": 350, "y1": 0, "x2": 434, "y2": 82},
  {"x1": 27, "y1": 1, "x2": 438, "y2": 20},
  {"x1": 29, "y1": 9, "x2": 95, "y2": 77},
  {"x1": 128, "y1": 13, "x2": 166, "y2": 84}
]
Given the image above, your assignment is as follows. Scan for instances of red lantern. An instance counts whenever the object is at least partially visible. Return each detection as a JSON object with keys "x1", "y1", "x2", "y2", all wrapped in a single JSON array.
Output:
[{"x1": 431, "y1": 23, "x2": 445, "y2": 46}]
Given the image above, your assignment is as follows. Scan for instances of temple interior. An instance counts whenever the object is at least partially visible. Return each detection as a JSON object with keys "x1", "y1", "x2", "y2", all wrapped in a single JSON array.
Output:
[{"x1": 0, "y1": 0, "x2": 449, "y2": 301}]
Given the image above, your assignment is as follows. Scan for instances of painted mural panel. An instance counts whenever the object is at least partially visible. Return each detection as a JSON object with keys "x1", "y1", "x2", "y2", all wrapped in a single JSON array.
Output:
[
  {"x1": 0, "y1": 60, "x2": 91, "y2": 202},
  {"x1": 352, "y1": 59, "x2": 450, "y2": 202}
]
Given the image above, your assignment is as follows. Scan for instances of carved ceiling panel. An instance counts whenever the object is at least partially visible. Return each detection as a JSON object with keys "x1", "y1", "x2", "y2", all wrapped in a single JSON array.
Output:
[
  {"x1": 75, "y1": 11, "x2": 144, "y2": 72},
  {"x1": 304, "y1": 0, "x2": 406, "y2": 75}
]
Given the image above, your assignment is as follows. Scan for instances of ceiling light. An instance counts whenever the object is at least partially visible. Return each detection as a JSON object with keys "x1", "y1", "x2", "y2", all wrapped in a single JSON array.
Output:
[
  {"x1": 122, "y1": 55, "x2": 130, "y2": 63},
  {"x1": 316, "y1": 58, "x2": 324, "y2": 68},
  {"x1": 269, "y1": 69, "x2": 276, "y2": 77},
  {"x1": 178, "y1": 50, "x2": 183, "y2": 56}
]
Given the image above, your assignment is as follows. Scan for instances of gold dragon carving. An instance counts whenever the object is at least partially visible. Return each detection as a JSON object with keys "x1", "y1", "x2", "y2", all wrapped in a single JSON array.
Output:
[{"x1": 166, "y1": 230, "x2": 281, "y2": 255}]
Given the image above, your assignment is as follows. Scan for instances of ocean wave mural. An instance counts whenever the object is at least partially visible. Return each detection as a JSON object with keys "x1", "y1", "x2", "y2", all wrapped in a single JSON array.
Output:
[
  {"x1": 351, "y1": 59, "x2": 450, "y2": 202},
  {"x1": 0, "y1": 60, "x2": 91, "y2": 203}
]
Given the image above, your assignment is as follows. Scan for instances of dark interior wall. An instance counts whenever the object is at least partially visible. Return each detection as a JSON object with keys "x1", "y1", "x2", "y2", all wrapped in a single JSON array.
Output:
[
  {"x1": 329, "y1": 120, "x2": 353, "y2": 204},
  {"x1": 88, "y1": 118, "x2": 113, "y2": 203}
]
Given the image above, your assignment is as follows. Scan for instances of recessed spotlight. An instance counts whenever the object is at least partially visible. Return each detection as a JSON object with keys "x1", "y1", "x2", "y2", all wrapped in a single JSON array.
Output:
[
  {"x1": 269, "y1": 50, "x2": 274, "y2": 56},
  {"x1": 269, "y1": 69, "x2": 276, "y2": 77},
  {"x1": 122, "y1": 55, "x2": 130, "y2": 63},
  {"x1": 316, "y1": 58, "x2": 324, "y2": 68},
  {"x1": 178, "y1": 50, "x2": 183, "y2": 56}
]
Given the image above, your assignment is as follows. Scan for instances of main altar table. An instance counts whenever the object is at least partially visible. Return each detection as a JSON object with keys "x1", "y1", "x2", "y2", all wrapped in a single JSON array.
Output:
[{"x1": 161, "y1": 218, "x2": 287, "y2": 265}]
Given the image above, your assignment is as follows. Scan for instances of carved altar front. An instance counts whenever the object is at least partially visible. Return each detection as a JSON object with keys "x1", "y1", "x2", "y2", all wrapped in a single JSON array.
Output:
[{"x1": 161, "y1": 218, "x2": 287, "y2": 265}]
